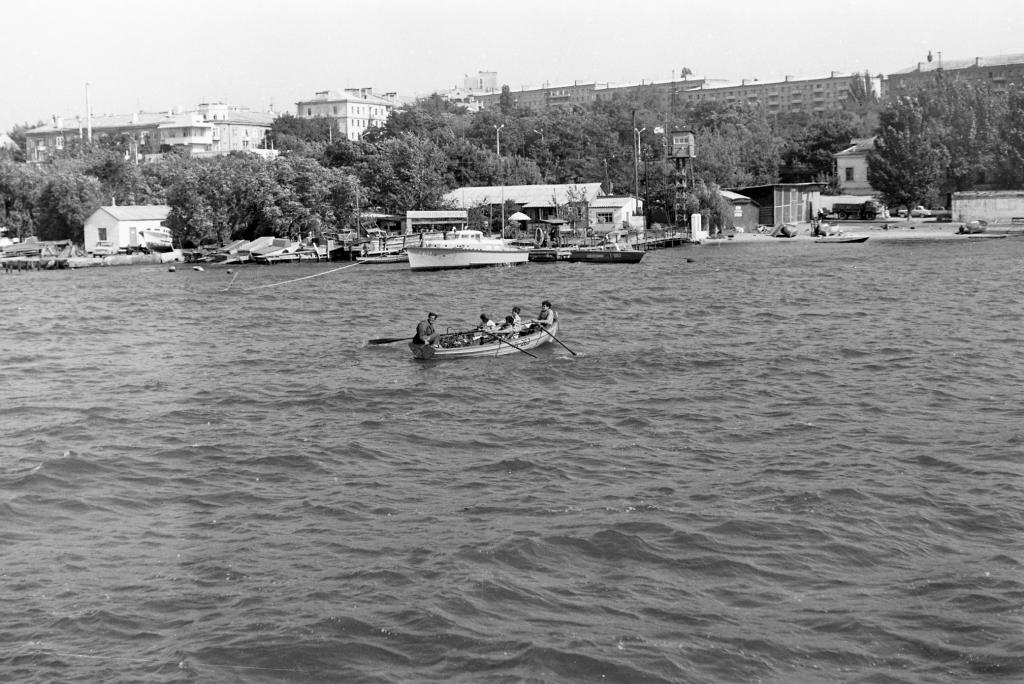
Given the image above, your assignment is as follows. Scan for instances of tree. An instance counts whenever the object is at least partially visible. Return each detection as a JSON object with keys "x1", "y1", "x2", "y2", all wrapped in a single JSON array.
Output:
[
  {"x1": 993, "y1": 88, "x2": 1024, "y2": 188},
  {"x1": 35, "y1": 166, "x2": 105, "y2": 242},
  {"x1": 867, "y1": 96, "x2": 949, "y2": 211},
  {"x1": 355, "y1": 133, "x2": 449, "y2": 212},
  {"x1": 0, "y1": 161, "x2": 43, "y2": 238}
]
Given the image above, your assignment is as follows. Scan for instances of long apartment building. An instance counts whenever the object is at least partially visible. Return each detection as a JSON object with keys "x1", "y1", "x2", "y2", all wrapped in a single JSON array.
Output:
[
  {"x1": 886, "y1": 52, "x2": 1024, "y2": 97},
  {"x1": 479, "y1": 72, "x2": 869, "y2": 115}
]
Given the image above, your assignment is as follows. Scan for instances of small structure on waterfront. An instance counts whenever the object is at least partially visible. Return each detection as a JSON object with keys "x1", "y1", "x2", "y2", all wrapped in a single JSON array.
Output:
[
  {"x1": 83, "y1": 205, "x2": 172, "y2": 254},
  {"x1": 951, "y1": 190, "x2": 1024, "y2": 226},
  {"x1": 720, "y1": 190, "x2": 759, "y2": 233},
  {"x1": 726, "y1": 183, "x2": 823, "y2": 227}
]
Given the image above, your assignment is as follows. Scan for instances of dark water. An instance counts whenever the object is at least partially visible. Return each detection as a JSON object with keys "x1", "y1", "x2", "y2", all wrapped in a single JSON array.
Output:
[{"x1": 3, "y1": 238, "x2": 1023, "y2": 683}]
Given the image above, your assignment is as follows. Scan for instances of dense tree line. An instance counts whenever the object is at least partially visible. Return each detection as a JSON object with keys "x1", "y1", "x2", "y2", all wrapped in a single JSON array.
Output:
[{"x1": 2, "y1": 75, "x2": 1022, "y2": 245}]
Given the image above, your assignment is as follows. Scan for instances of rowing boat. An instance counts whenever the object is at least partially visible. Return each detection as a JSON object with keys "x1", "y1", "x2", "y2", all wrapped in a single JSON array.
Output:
[
  {"x1": 814, "y1": 235, "x2": 869, "y2": 244},
  {"x1": 409, "y1": 321, "x2": 559, "y2": 359}
]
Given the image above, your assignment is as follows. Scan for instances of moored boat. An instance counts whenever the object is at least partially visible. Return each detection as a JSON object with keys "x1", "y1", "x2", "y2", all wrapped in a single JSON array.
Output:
[
  {"x1": 568, "y1": 242, "x2": 645, "y2": 263},
  {"x1": 409, "y1": 321, "x2": 558, "y2": 359},
  {"x1": 406, "y1": 229, "x2": 529, "y2": 271},
  {"x1": 814, "y1": 235, "x2": 869, "y2": 244},
  {"x1": 357, "y1": 252, "x2": 409, "y2": 264}
]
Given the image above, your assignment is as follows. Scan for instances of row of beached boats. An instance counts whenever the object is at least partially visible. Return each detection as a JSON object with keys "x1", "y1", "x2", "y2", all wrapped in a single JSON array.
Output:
[{"x1": 190, "y1": 236, "x2": 328, "y2": 264}]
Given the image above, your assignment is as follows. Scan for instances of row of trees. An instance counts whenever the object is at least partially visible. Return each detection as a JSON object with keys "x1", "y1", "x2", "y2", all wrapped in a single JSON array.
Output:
[{"x1": 3, "y1": 74, "x2": 1022, "y2": 246}]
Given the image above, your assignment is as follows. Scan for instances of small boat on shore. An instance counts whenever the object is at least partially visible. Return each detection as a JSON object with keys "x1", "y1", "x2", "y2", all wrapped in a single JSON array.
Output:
[
  {"x1": 409, "y1": 321, "x2": 559, "y2": 359},
  {"x1": 568, "y1": 242, "x2": 645, "y2": 263},
  {"x1": 814, "y1": 235, "x2": 869, "y2": 244}
]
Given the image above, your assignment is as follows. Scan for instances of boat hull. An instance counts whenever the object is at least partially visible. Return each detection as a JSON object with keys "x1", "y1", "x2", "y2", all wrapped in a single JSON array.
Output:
[
  {"x1": 406, "y1": 246, "x2": 529, "y2": 271},
  {"x1": 813, "y1": 236, "x2": 869, "y2": 243},
  {"x1": 568, "y1": 249, "x2": 645, "y2": 263},
  {"x1": 409, "y1": 322, "x2": 558, "y2": 359},
  {"x1": 357, "y1": 253, "x2": 409, "y2": 264}
]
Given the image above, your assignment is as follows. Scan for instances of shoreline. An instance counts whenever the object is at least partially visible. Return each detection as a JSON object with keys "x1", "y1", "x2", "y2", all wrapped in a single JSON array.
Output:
[{"x1": 720, "y1": 220, "x2": 1024, "y2": 244}]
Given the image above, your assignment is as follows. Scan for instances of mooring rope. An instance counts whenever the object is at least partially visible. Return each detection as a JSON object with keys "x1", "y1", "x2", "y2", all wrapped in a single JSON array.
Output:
[{"x1": 243, "y1": 262, "x2": 361, "y2": 291}]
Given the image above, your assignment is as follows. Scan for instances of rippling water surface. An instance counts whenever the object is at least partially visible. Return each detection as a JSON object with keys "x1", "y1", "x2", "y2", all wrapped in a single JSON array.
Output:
[{"x1": 3, "y1": 238, "x2": 1023, "y2": 683}]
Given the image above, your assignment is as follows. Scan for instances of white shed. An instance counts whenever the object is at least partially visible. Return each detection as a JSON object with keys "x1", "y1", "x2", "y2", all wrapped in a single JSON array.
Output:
[
  {"x1": 588, "y1": 195, "x2": 643, "y2": 232},
  {"x1": 83, "y1": 205, "x2": 171, "y2": 253}
]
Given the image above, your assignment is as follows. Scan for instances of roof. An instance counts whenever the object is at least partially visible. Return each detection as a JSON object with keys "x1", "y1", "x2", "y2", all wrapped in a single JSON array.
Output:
[
  {"x1": 445, "y1": 183, "x2": 605, "y2": 208},
  {"x1": 834, "y1": 138, "x2": 876, "y2": 157},
  {"x1": 94, "y1": 205, "x2": 171, "y2": 222},
  {"x1": 26, "y1": 108, "x2": 273, "y2": 135},
  {"x1": 727, "y1": 183, "x2": 824, "y2": 193},
  {"x1": 590, "y1": 196, "x2": 636, "y2": 209},
  {"x1": 296, "y1": 89, "x2": 396, "y2": 107},
  {"x1": 892, "y1": 52, "x2": 1024, "y2": 75},
  {"x1": 719, "y1": 190, "x2": 753, "y2": 203}
]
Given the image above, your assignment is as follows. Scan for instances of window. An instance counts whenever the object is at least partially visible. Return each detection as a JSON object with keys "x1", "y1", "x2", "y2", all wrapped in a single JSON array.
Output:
[
  {"x1": 98, "y1": 228, "x2": 107, "y2": 241},
  {"x1": 333, "y1": 106, "x2": 338, "y2": 115},
  {"x1": 596, "y1": 211, "x2": 614, "y2": 224},
  {"x1": 845, "y1": 167, "x2": 854, "y2": 181},
  {"x1": 307, "y1": 107, "x2": 312, "y2": 116}
]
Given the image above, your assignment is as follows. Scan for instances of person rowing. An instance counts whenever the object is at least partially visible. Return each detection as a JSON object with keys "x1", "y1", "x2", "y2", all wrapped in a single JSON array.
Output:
[
  {"x1": 412, "y1": 312, "x2": 439, "y2": 346},
  {"x1": 530, "y1": 300, "x2": 557, "y2": 330}
]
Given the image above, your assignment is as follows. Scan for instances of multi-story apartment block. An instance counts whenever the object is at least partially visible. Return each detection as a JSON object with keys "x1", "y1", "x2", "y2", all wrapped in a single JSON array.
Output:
[
  {"x1": 477, "y1": 72, "x2": 867, "y2": 115},
  {"x1": 477, "y1": 76, "x2": 716, "y2": 111},
  {"x1": 23, "y1": 104, "x2": 273, "y2": 163},
  {"x1": 295, "y1": 89, "x2": 396, "y2": 141},
  {"x1": 886, "y1": 52, "x2": 1024, "y2": 97},
  {"x1": 677, "y1": 72, "x2": 875, "y2": 114}
]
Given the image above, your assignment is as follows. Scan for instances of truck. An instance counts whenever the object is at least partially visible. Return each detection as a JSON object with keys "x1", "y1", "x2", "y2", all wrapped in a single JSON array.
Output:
[{"x1": 826, "y1": 200, "x2": 879, "y2": 221}]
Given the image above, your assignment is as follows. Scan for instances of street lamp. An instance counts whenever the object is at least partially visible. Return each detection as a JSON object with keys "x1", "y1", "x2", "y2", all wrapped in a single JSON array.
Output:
[
  {"x1": 633, "y1": 126, "x2": 646, "y2": 208},
  {"x1": 494, "y1": 123, "x2": 505, "y2": 156}
]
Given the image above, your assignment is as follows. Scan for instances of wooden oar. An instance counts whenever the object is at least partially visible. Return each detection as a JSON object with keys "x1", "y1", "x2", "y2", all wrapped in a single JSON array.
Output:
[
  {"x1": 482, "y1": 330, "x2": 537, "y2": 358},
  {"x1": 368, "y1": 336, "x2": 410, "y2": 345},
  {"x1": 539, "y1": 326, "x2": 577, "y2": 355}
]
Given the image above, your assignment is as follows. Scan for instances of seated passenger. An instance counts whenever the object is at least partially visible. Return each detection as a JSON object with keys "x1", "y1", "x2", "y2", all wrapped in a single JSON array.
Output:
[{"x1": 497, "y1": 315, "x2": 519, "y2": 338}]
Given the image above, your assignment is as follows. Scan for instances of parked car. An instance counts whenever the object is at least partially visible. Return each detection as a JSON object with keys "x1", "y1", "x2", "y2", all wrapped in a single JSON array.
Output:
[
  {"x1": 910, "y1": 205, "x2": 933, "y2": 218},
  {"x1": 91, "y1": 241, "x2": 119, "y2": 256}
]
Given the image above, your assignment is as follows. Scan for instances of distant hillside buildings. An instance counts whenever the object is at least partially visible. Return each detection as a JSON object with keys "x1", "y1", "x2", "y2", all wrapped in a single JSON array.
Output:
[
  {"x1": 887, "y1": 52, "x2": 1024, "y2": 97},
  {"x1": 24, "y1": 103, "x2": 274, "y2": 163},
  {"x1": 294, "y1": 88, "x2": 404, "y2": 140}
]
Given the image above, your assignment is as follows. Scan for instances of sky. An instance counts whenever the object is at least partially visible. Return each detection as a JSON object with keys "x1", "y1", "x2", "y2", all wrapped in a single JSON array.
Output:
[{"x1": 2, "y1": 0, "x2": 1022, "y2": 134}]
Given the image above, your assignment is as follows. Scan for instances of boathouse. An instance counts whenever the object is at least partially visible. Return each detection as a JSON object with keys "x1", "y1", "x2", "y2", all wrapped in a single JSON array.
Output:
[
  {"x1": 720, "y1": 190, "x2": 759, "y2": 233},
  {"x1": 83, "y1": 205, "x2": 171, "y2": 254},
  {"x1": 726, "y1": 183, "x2": 822, "y2": 227}
]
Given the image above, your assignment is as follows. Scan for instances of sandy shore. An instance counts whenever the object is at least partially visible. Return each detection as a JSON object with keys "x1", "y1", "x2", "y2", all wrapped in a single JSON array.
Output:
[{"x1": 721, "y1": 220, "x2": 1019, "y2": 244}]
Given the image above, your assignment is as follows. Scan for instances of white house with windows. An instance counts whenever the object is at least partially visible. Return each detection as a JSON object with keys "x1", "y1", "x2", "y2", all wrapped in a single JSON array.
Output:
[
  {"x1": 83, "y1": 205, "x2": 171, "y2": 254},
  {"x1": 588, "y1": 195, "x2": 643, "y2": 232},
  {"x1": 834, "y1": 138, "x2": 876, "y2": 195},
  {"x1": 295, "y1": 89, "x2": 397, "y2": 140}
]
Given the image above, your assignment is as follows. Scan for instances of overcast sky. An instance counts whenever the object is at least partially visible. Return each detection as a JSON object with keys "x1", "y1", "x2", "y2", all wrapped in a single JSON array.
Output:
[{"x1": 2, "y1": 0, "x2": 1020, "y2": 133}]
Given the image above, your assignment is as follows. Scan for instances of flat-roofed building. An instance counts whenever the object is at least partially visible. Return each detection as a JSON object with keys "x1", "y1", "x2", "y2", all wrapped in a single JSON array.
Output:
[
  {"x1": 295, "y1": 88, "x2": 397, "y2": 141},
  {"x1": 23, "y1": 104, "x2": 273, "y2": 163},
  {"x1": 886, "y1": 52, "x2": 1024, "y2": 97}
]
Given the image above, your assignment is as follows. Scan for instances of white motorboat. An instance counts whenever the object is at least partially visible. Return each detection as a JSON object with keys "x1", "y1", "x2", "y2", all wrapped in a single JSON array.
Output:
[{"x1": 406, "y1": 229, "x2": 530, "y2": 271}]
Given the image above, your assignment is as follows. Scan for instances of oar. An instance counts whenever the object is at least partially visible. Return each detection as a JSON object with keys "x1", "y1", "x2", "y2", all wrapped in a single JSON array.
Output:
[
  {"x1": 368, "y1": 336, "x2": 410, "y2": 345},
  {"x1": 482, "y1": 330, "x2": 537, "y2": 358},
  {"x1": 539, "y1": 326, "x2": 577, "y2": 355}
]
